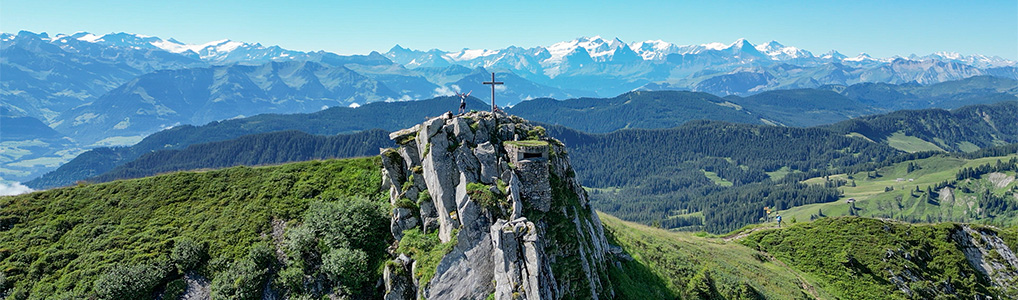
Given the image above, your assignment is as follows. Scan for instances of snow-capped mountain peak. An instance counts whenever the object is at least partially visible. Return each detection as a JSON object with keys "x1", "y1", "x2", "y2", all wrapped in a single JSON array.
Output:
[
  {"x1": 922, "y1": 51, "x2": 1017, "y2": 68},
  {"x1": 443, "y1": 48, "x2": 502, "y2": 62},
  {"x1": 545, "y1": 36, "x2": 630, "y2": 63},
  {"x1": 845, "y1": 53, "x2": 875, "y2": 62},
  {"x1": 194, "y1": 39, "x2": 245, "y2": 54},
  {"x1": 756, "y1": 40, "x2": 813, "y2": 61},
  {"x1": 701, "y1": 42, "x2": 728, "y2": 51},
  {"x1": 148, "y1": 38, "x2": 192, "y2": 54},
  {"x1": 728, "y1": 38, "x2": 754, "y2": 49},
  {"x1": 820, "y1": 50, "x2": 848, "y2": 60},
  {"x1": 757, "y1": 40, "x2": 785, "y2": 49},
  {"x1": 689, "y1": 39, "x2": 761, "y2": 56},
  {"x1": 53, "y1": 31, "x2": 311, "y2": 63},
  {"x1": 631, "y1": 39, "x2": 680, "y2": 60},
  {"x1": 73, "y1": 32, "x2": 103, "y2": 43},
  {"x1": 932, "y1": 51, "x2": 963, "y2": 60}
]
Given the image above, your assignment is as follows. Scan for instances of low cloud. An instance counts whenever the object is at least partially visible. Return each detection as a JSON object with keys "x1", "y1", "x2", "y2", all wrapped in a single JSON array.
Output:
[
  {"x1": 432, "y1": 85, "x2": 461, "y2": 97},
  {"x1": 383, "y1": 95, "x2": 414, "y2": 102},
  {"x1": 0, "y1": 182, "x2": 34, "y2": 196}
]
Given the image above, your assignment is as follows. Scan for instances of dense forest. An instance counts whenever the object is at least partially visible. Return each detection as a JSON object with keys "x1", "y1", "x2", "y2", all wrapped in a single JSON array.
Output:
[
  {"x1": 548, "y1": 121, "x2": 902, "y2": 233},
  {"x1": 723, "y1": 88, "x2": 880, "y2": 127}
]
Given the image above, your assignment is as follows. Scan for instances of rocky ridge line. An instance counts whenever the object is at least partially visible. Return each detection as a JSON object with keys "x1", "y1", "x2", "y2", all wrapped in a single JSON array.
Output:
[{"x1": 380, "y1": 111, "x2": 615, "y2": 300}]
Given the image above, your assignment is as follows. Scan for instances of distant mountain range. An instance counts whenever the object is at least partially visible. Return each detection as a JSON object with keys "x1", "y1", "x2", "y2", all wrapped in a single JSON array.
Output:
[
  {"x1": 26, "y1": 88, "x2": 1018, "y2": 189},
  {"x1": 52, "y1": 61, "x2": 401, "y2": 145},
  {"x1": 387, "y1": 36, "x2": 1018, "y2": 97},
  {"x1": 1, "y1": 31, "x2": 206, "y2": 122},
  {"x1": 3, "y1": 30, "x2": 1017, "y2": 184},
  {"x1": 4, "y1": 31, "x2": 1015, "y2": 120}
]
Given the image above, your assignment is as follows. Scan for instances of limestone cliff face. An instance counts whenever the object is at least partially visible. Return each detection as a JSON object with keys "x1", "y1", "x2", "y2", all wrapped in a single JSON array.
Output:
[{"x1": 380, "y1": 111, "x2": 615, "y2": 300}]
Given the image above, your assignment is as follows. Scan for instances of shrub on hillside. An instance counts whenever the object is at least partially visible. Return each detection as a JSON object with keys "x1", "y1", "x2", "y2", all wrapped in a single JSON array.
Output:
[
  {"x1": 322, "y1": 247, "x2": 369, "y2": 292},
  {"x1": 303, "y1": 197, "x2": 388, "y2": 252},
  {"x1": 210, "y1": 244, "x2": 276, "y2": 300},
  {"x1": 94, "y1": 262, "x2": 170, "y2": 300},
  {"x1": 171, "y1": 238, "x2": 210, "y2": 272}
]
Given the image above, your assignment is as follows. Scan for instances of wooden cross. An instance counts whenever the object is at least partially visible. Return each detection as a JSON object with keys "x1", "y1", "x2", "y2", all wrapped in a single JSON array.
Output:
[{"x1": 482, "y1": 72, "x2": 503, "y2": 113}]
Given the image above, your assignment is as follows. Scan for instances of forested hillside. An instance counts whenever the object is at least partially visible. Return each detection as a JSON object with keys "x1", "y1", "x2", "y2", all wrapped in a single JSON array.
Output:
[
  {"x1": 508, "y1": 91, "x2": 764, "y2": 132},
  {"x1": 547, "y1": 121, "x2": 903, "y2": 233},
  {"x1": 724, "y1": 89, "x2": 880, "y2": 127},
  {"x1": 88, "y1": 130, "x2": 392, "y2": 184},
  {"x1": 831, "y1": 75, "x2": 1018, "y2": 110},
  {"x1": 509, "y1": 77, "x2": 1018, "y2": 133},
  {"x1": 826, "y1": 101, "x2": 1018, "y2": 152},
  {"x1": 0, "y1": 158, "x2": 387, "y2": 299}
]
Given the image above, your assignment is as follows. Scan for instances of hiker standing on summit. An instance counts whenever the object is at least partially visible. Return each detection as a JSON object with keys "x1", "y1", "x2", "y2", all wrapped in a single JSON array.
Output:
[{"x1": 456, "y1": 91, "x2": 471, "y2": 114}]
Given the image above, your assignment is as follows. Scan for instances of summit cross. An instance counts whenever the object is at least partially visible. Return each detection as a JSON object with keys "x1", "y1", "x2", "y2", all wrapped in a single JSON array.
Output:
[{"x1": 482, "y1": 72, "x2": 503, "y2": 113}]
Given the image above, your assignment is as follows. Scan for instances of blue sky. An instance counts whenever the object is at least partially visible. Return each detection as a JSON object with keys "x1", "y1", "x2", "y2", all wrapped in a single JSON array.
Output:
[{"x1": 2, "y1": 0, "x2": 1016, "y2": 59}]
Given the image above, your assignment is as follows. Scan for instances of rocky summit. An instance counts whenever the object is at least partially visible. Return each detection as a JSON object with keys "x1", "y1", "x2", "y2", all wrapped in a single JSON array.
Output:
[{"x1": 380, "y1": 111, "x2": 616, "y2": 300}]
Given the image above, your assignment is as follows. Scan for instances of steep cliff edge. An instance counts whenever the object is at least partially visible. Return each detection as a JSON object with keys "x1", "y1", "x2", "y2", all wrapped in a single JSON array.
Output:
[{"x1": 380, "y1": 111, "x2": 615, "y2": 300}]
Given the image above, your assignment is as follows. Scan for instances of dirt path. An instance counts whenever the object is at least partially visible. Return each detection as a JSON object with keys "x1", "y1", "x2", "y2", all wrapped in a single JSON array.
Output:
[{"x1": 721, "y1": 224, "x2": 778, "y2": 242}]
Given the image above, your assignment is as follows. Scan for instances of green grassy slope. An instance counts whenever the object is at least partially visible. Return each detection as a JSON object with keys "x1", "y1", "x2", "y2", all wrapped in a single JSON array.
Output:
[
  {"x1": 0, "y1": 157, "x2": 386, "y2": 299},
  {"x1": 602, "y1": 213, "x2": 828, "y2": 299},
  {"x1": 781, "y1": 154, "x2": 1018, "y2": 225},
  {"x1": 742, "y1": 217, "x2": 1018, "y2": 299},
  {"x1": 7, "y1": 151, "x2": 1018, "y2": 299}
]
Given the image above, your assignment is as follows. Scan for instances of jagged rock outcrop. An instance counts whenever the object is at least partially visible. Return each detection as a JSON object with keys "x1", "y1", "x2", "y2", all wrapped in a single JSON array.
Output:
[
  {"x1": 384, "y1": 254, "x2": 418, "y2": 300},
  {"x1": 381, "y1": 111, "x2": 615, "y2": 300},
  {"x1": 952, "y1": 225, "x2": 1018, "y2": 289}
]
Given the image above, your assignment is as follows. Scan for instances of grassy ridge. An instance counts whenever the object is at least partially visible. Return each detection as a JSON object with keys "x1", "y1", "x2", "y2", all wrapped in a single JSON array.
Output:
[
  {"x1": 0, "y1": 157, "x2": 384, "y2": 299},
  {"x1": 601, "y1": 213, "x2": 825, "y2": 299},
  {"x1": 742, "y1": 217, "x2": 1018, "y2": 299}
]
